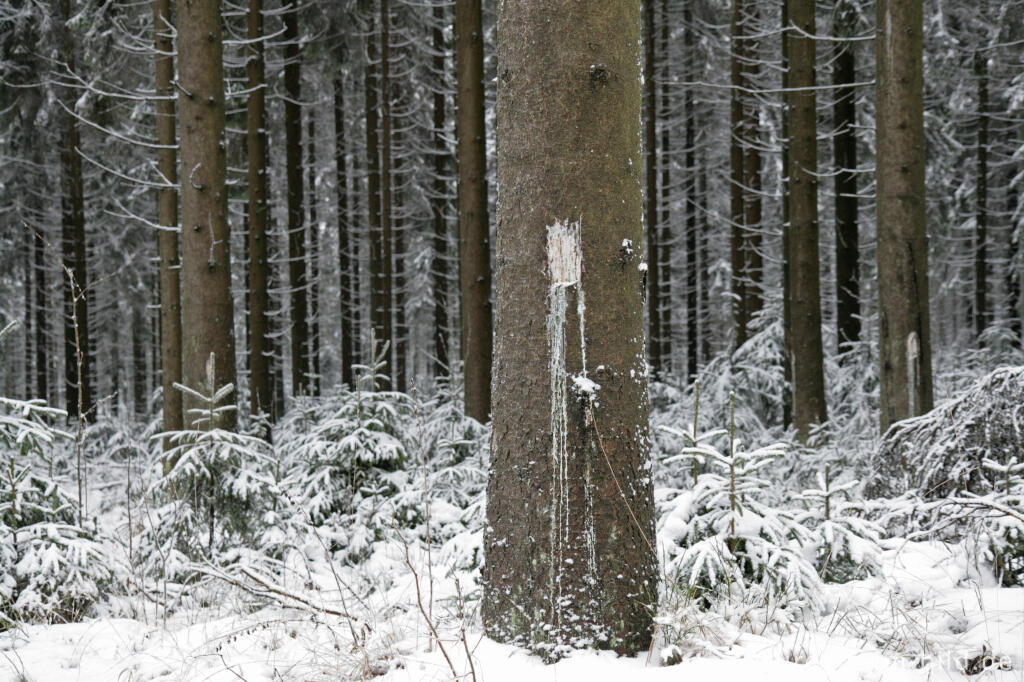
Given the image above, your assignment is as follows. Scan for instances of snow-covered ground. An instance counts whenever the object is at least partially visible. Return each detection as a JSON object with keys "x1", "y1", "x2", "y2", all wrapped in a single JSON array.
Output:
[{"x1": 2, "y1": 539, "x2": 1021, "y2": 682}]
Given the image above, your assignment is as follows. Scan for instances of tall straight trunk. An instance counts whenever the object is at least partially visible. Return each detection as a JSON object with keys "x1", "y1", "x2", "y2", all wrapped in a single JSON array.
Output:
[
  {"x1": 177, "y1": 0, "x2": 236, "y2": 428},
  {"x1": 974, "y1": 49, "x2": 989, "y2": 342},
  {"x1": 657, "y1": 0, "x2": 672, "y2": 369},
  {"x1": 1009, "y1": 174, "x2": 1021, "y2": 345},
  {"x1": 786, "y1": 0, "x2": 827, "y2": 439},
  {"x1": 430, "y1": 2, "x2": 451, "y2": 379},
  {"x1": 247, "y1": 0, "x2": 272, "y2": 419},
  {"x1": 379, "y1": 0, "x2": 395, "y2": 383},
  {"x1": 334, "y1": 62, "x2": 354, "y2": 388},
  {"x1": 876, "y1": 0, "x2": 933, "y2": 432},
  {"x1": 781, "y1": 0, "x2": 793, "y2": 428},
  {"x1": 699, "y1": 149, "x2": 711, "y2": 363},
  {"x1": 284, "y1": 6, "x2": 309, "y2": 397},
  {"x1": 729, "y1": 0, "x2": 748, "y2": 349},
  {"x1": 33, "y1": 205, "x2": 48, "y2": 401},
  {"x1": 59, "y1": 0, "x2": 93, "y2": 422},
  {"x1": 484, "y1": 0, "x2": 656, "y2": 656},
  {"x1": 307, "y1": 115, "x2": 321, "y2": 395},
  {"x1": 391, "y1": 97, "x2": 407, "y2": 393},
  {"x1": 741, "y1": 2, "x2": 763, "y2": 325},
  {"x1": 644, "y1": 0, "x2": 663, "y2": 371},
  {"x1": 684, "y1": 5, "x2": 698, "y2": 381},
  {"x1": 833, "y1": 20, "x2": 860, "y2": 351},
  {"x1": 455, "y1": 0, "x2": 492, "y2": 421},
  {"x1": 364, "y1": 4, "x2": 386, "y2": 359}
]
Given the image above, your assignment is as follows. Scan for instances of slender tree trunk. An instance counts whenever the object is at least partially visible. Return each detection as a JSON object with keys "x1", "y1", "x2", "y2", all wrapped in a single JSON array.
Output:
[
  {"x1": 684, "y1": 4, "x2": 698, "y2": 381},
  {"x1": 833, "y1": 16, "x2": 860, "y2": 351},
  {"x1": 974, "y1": 49, "x2": 989, "y2": 342},
  {"x1": 1009, "y1": 173, "x2": 1021, "y2": 345},
  {"x1": 658, "y1": 0, "x2": 672, "y2": 370},
  {"x1": 60, "y1": 0, "x2": 93, "y2": 421},
  {"x1": 23, "y1": 226, "x2": 33, "y2": 400},
  {"x1": 132, "y1": 303, "x2": 147, "y2": 418},
  {"x1": 364, "y1": 3, "x2": 386, "y2": 359},
  {"x1": 284, "y1": 5, "x2": 309, "y2": 397},
  {"x1": 876, "y1": 0, "x2": 933, "y2": 432},
  {"x1": 455, "y1": 0, "x2": 492, "y2": 421},
  {"x1": 247, "y1": 0, "x2": 272, "y2": 419},
  {"x1": 430, "y1": 2, "x2": 451, "y2": 380},
  {"x1": 484, "y1": 0, "x2": 656, "y2": 656},
  {"x1": 334, "y1": 60, "x2": 354, "y2": 388},
  {"x1": 379, "y1": 0, "x2": 395, "y2": 383},
  {"x1": 741, "y1": 2, "x2": 763, "y2": 326},
  {"x1": 786, "y1": 0, "x2": 827, "y2": 439},
  {"x1": 391, "y1": 94, "x2": 407, "y2": 393},
  {"x1": 33, "y1": 207, "x2": 48, "y2": 401},
  {"x1": 177, "y1": 0, "x2": 236, "y2": 428},
  {"x1": 699, "y1": 148, "x2": 710, "y2": 363},
  {"x1": 781, "y1": 0, "x2": 793, "y2": 428},
  {"x1": 307, "y1": 114, "x2": 321, "y2": 395},
  {"x1": 643, "y1": 0, "x2": 662, "y2": 371},
  {"x1": 729, "y1": 0, "x2": 748, "y2": 349}
]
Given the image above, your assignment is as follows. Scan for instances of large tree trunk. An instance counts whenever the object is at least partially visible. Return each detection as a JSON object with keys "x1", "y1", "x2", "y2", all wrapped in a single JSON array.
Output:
[
  {"x1": 974, "y1": 48, "x2": 989, "y2": 342},
  {"x1": 484, "y1": 0, "x2": 657, "y2": 657},
  {"x1": 833, "y1": 9, "x2": 860, "y2": 352},
  {"x1": 284, "y1": 6, "x2": 309, "y2": 397},
  {"x1": 741, "y1": 2, "x2": 763, "y2": 327},
  {"x1": 786, "y1": 0, "x2": 827, "y2": 440},
  {"x1": 430, "y1": 2, "x2": 451, "y2": 380},
  {"x1": 780, "y1": 0, "x2": 793, "y2": 428},
  {"x1": 643, "y1": 0, "x2": 662, "y2": 371},
  {"x1": 177, "y1": 0, "x2": 236, "y2": 428},
  {"x1": 60, "y1": 0, "x2": 94, "y2": 422},
  {"x1": 455, "y1": 0, "x2": 492, "y2": 421},
  {"x1": 379, "y1": 0, "x2": 395, "y2": 384},
  {"x1": 364, "y1": 3, "x2": 386, "y2": 365},
  {"x1": 247, "y1": 0, "x2": 272, "y2": 418},
  {"x1": 876, "y1": 0, "x2": 933, "y2": 432},
  {"x1": 334, "y1": 58, "x2": 355, "y2": 388}
]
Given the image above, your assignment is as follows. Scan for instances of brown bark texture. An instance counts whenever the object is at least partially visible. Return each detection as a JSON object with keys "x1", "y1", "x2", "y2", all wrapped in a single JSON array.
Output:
[
  {"x1": 456, "y1": 0, "x2": 492, "y2": 421},
  {"x1": 177, "y1": 0, "x2": 237, "y2": 428},
  {"x1": 876, "y1": 0, "x2": 934, "y2": 432},
  {"x1": 483, "y1": 0, "x2": 657, "y2": 657}
]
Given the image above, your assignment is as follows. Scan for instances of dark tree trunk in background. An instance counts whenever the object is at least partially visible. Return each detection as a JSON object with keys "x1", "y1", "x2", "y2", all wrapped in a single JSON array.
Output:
[
  {"x1": 364, "y1": 4, "x2": 385, "y2": 363},
  {"x1": 876, "y1": 0, "x2": 933, "y2": 432},
  {"x1": 455, "y1": 0, "x2": 492, "y2": 421},
  {"x1": 177, "y1": 0, "x2": 236, "y2": 428},
  {"x1": 729, "y1": 0, "x2": 748, "y2": 350},
  {"x1": 391, "y1": 94, "x2": 407, "y2": 393},
  {"x1": 781, "y1": 0, "x2": 793, "y2": 428},
  {"x1": 334, "y1": 59, "x2": 355, "y2": 388},
  {"x1": 484, "y1": 0, "x2": 657, "y2": 656},
  {"x1": 430, "y1": 2, "x2": 451, "y2": 380},
  {"x1": 132, "y1": 303, "x2": 147, "y2": 418},
  {"x1": 23, "y1": 227, "x2": 32, "y2": 400},
  {"x1": 658, "y1": 0, "x2": 672, "y2": 370},
  {"x1": 284, "y1": 6, "x2": 309, "y2": 397},
  {"x1": 786, "y1": 0, "x2": 827, "y2": 440},
  {"x1": 833, "y1": 9, "x2": 860, "y2": 352},
  {"x1": 684, "y1": 5, "x2": 698, "y2": 381},
  {"x1": 974, "y1": 49, "x2": 989, "y2": 343},
  {"x1": 60, "y1": 0, "x2": 93, "y2": 422},
  {"x1": 379, "y1": 0, "x2": 395, "y2": 385},
  {"x1": 1009, "y1": 173, "x2": 1021, "y2": 345},
  {"x1": 307, "y1": 115, "x2": 321, "y2": 395},
  {"x1": 247, "y1": 0, "x2": 272, "y2": 419},
  {"x1": 644, "y1": 0, "x2": 662, "y2": 371},
  {"x1": 741, "y1": 2, "x2": 763, "y2": 327},
  {"x1": 33, "y1": 213, "x2": 48, "y2": 401}
]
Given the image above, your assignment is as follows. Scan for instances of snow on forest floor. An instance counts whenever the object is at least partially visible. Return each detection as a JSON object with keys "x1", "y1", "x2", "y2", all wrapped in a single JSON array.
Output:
[{"x1": 1, "y1": 538, "x2": 1021, "y2": 682}]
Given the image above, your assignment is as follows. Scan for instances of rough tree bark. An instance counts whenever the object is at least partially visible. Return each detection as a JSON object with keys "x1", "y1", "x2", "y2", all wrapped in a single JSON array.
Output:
[
  {"x1": 786, "y1": 0, "x2": 827, "y2": 439},
  {"x1": 307, "y1": 114, "x2": 321, "y2": 395},
  {"x1": 876, "y1": 0, "x2": 934, "y2": 432},
  {"x1": 247, "y1": 0, "x2": 272, "y2": 419},
  {"x1": 483, "y1": 0, "x2": 657, "y2": 657},
  {"x1": 684, "y1": 4, "x2": 698, "y2": 381},
  {"x1": 177, "y1": 0, "x2": 236, "y2": 428},
  {"x1": 974, "y1": 48, "x2": 989, "y2": 342},
  {"x1": 455, "y1": 0, "x2": 492, "y2": 421}
]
